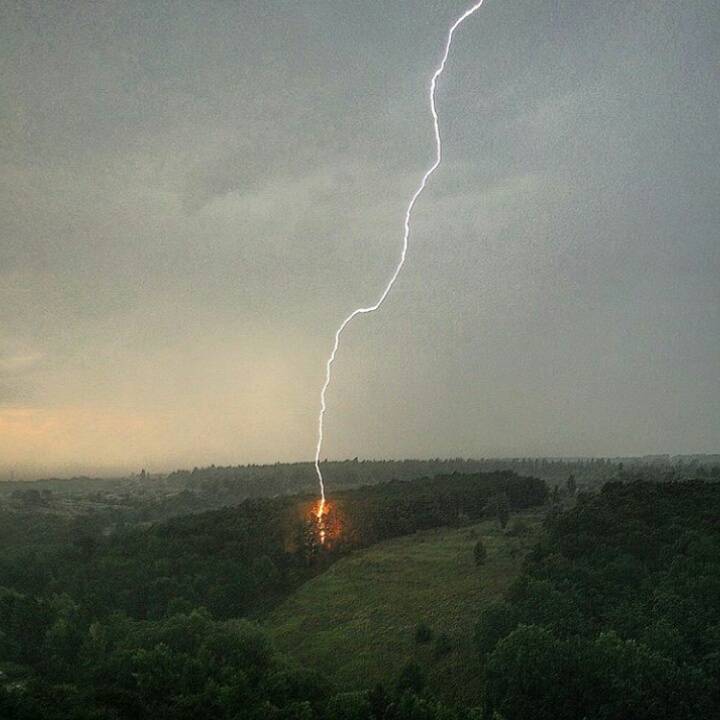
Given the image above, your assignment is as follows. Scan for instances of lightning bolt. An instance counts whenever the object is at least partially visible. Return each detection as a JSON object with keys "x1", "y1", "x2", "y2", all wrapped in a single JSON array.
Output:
[{"x1": 314, "y1": 1, "x2": 485, "y2": 519}]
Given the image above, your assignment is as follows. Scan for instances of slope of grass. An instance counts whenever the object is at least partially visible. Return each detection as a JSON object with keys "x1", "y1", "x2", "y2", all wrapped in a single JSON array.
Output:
[{"x1": 265, "y1": 512, "x2": 542, "y2": 705}]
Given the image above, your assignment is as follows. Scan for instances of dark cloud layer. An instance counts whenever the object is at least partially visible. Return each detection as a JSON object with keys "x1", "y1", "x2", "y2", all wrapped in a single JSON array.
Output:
[{"x1": 1, "y1": 1, "x2": 718, "y2": 477}]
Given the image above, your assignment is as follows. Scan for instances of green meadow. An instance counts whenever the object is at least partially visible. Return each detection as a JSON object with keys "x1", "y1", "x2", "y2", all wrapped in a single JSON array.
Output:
[{"x1": 265, "y1": 512, "x2": 542, "y2": 705}]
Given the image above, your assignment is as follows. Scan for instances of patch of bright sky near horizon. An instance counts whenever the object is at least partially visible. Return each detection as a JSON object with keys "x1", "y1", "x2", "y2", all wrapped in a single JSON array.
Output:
[{"x1": 0, "y1": 0, "x2": 718, "y2": 478}]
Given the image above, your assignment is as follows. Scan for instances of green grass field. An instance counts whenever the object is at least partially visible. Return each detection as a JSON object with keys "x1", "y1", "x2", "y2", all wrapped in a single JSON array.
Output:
[{"x1": 265, "y1": 512, "x2": 542, "y2": 705}]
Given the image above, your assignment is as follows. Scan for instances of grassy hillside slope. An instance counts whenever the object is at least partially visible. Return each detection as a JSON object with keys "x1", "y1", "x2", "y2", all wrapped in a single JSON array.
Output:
[{"x1": 265, "y1": 511, "x2": 542, "y2": 705}]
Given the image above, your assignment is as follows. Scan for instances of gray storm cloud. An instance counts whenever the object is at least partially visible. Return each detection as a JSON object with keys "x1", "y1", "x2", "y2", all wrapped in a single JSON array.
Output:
[{"x1": 1, "y1": 0, "x2": 718, "y2": 478}]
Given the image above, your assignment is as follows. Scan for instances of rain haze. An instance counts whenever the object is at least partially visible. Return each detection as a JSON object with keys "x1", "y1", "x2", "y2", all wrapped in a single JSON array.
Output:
[{"x1": 1, "y1": 0, "x2": 718, "y2": 478}]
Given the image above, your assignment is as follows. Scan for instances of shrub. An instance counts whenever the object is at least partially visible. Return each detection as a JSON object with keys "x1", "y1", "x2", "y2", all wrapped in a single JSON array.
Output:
[
  {"x1": 473, "y1": 539, "x2": 487, "y2": 566},
  {"x1": 433, "y1": 632, "x2": 452, "y2": 659},
  {"x1": 415, "y1": 622, "x2": 433, "y2": 644},
  {"x1": 396, "y1": 661, "x2": 425, "y2": 694},
  {"x1": 507, "y1": 519, "x2": 530, "y2": 537}
]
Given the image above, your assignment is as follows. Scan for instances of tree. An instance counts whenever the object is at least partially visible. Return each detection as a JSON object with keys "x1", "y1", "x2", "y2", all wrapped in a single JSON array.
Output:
[
  {"x1": 415, "y1": 622, "x2": 433, "y2": 644},
  {"x1": 483, "y1": 625, "x2": 574, "y2": 720},
  {"x1": 263, "y1": 667, "x2": 333, "y2": 709},
  {"x1": 396, "y1": 661, "x2": 425, "y2": 694},
  {"x1": 367, "y1": 684, "x2": 390, "y2": 720},
  {"x1": 508, "y1": 518, "x2": 530, "y2": 536},
  {"x1": 551, "y1": 485, "x2": 560, "y2": 505},
  {"x1": 44, "y1": 593, "x2": 84, "y2": 670},
  {"x1": 473, "y1": 539, "x2": 487, "y2": 566},
  {"x1": 325, "y1": 691, "x2": 372, "y2": 720},
  {"x1": 566, "y1": 474, "x2": 577, "y2": 496},
  {"x1": 488, "y1": 493, "x2": 510, "y2": 529},
  {"x1": 507, "y1": 577, "x2": 583, "y2": 637},
  {"x1": 474, "y1": 601, "x2": 518, "y2": 657},
  {"x1": 295, "y1": 518, "x2": 322, "y2": 565},
  {"x1": 433, "y1": 632, "x2": 452, "y2": 659}
]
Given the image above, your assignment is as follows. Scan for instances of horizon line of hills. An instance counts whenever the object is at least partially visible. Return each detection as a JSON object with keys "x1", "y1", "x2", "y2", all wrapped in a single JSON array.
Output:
[
  {"x1": 3, "y1": 453, "x2": 720, "y2": 486},
  {"x1": 2, "y1": 455, "x2": 719, "y2": 527}
]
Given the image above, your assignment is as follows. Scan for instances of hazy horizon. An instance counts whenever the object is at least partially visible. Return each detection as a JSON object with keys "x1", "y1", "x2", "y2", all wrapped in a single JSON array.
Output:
[
  {"x1": 2, "y1": 0, "x2": 718, "y2": 478},
  {"x1": 4, "y1": 451, "x2": 720, "y2": 483}
]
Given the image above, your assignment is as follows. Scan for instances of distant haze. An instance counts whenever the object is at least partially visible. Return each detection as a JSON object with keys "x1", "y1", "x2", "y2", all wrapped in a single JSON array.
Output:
[{"x1": 1, "y1": 1, "x2": 718, "y2": 478}]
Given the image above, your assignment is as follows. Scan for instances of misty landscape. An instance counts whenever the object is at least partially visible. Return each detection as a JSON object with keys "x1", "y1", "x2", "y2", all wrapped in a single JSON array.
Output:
[{"x1": 2, "y1": 1, "x2": 719, "y2": 719}]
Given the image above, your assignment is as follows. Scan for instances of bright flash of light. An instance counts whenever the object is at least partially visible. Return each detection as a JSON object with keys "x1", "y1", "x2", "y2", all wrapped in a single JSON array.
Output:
[
  {"x1": 314, "y1": 1, "x2": 486, "y2": 520},
  {"x1": 314, "y1": 500, "x2": 329, "y2": 545}
]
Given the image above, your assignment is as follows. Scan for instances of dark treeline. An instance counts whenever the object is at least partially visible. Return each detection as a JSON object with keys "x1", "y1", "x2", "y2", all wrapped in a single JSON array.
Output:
[
  {"x1": 164, "y1": 458, "x2": 575, "y2": 496},
  {"x1": 324, "y1": 472, "x2": 546, "y2": 551},
  {"x1": 3, "y1": 456, "x2": 717, "y2": 527},
  {"x1": 155, "y1": 454, "x2": 720, "y2": 497},
  {"x1": 0, "y1": 459, "x2": 556, "y2": 527},
  {"x1": 475, "y1": 480, "x2": 720, "y2": 719}
]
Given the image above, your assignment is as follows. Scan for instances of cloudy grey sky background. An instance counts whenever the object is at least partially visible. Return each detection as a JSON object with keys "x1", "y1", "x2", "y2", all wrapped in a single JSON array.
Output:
[{"x1": 1, "y1": 0, "x2": 718, "y2": 478}]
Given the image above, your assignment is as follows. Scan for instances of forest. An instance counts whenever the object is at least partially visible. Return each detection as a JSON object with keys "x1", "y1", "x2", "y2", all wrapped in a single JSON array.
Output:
[
  {"x1": 3, "y1": 456, "x2": 716, "y2": 527},
  {"x1": 1, "y1": 470, "x2": 718, "y2": 718},
  {"x1": 476, "y1": 480, "x2": 720, "y2": 718}
]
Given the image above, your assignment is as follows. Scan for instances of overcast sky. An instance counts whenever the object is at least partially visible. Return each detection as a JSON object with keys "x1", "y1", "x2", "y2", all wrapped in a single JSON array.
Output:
[{"x1": 1, "y1": 0, "x2": 718, "y2": 478}]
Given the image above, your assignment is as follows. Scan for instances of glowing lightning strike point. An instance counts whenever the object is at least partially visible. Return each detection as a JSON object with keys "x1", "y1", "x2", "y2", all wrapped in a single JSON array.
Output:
[{"x1": 314, "y1": 1, "x2": 486, "y2": 520}]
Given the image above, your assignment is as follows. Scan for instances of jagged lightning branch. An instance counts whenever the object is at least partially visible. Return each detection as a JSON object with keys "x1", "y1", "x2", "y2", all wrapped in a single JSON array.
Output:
[{"x1": 314, "y1": 1, "x2": 485, "y2": 516}]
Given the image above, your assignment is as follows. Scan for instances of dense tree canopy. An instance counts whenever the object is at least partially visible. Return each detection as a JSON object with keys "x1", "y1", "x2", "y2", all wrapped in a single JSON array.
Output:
[{"x1": 477, "y1": 480, "x2": 720, "y2": 719}]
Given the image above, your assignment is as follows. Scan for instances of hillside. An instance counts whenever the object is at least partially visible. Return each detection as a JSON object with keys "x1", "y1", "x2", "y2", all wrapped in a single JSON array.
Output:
[
  {"x1": 265, "y1": 511, "x2": 542, "y2": 705},
  {"x1": 3, "y1": 479, "x2": 717, "y2": 718}
]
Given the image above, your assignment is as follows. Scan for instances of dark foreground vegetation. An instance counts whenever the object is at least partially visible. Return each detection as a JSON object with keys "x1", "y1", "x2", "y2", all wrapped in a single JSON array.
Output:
[
  {"x1": 476, "y1": 480, "x2": 720, "y2": 719},
  {"x1": 1, "y1": 470, "x2": 719, "y2": 718},
  {"x1": 0, "y1": 471, "x2": 542, "y2": 718}
]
